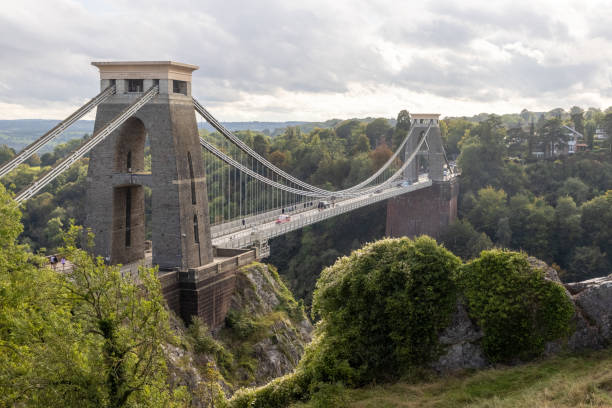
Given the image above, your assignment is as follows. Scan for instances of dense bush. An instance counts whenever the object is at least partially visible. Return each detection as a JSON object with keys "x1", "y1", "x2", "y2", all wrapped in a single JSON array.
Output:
[
  {"x1": 458, "y1": 250, "x2": 575, "y2": 363},
  {"x1": 309, "y1": 236, "x2": 461, "y2": 384}
]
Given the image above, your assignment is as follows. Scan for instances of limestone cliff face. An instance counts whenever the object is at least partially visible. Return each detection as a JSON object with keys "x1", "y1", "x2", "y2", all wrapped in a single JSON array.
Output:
[
  {"x1": 164, "y1": 262, "x2": 313, "y2": 403},
  {"x1": 433, "y1": 258, "x2": 612, "y2": 373},
  {"x1": 221, "y1": 262, "x2": 313, "y2": 387}
]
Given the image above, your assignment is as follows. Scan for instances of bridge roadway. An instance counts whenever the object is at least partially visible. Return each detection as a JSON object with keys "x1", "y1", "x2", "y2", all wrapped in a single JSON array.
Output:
[{"x1": 211, "y1": 175, "x2": 433, "y2": 250}]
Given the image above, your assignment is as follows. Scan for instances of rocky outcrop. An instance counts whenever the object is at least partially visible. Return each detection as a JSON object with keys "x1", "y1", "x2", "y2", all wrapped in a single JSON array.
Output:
[
  {"x1": 566, "y1": 275, "x2": 612, "y2": 351},
  {"x1": 433, "y1": 260, "x2": 612, "y2": 373},
  {"x1": 218, "y1": 262, "x2": 313, "y2": 388},
  {"x1": 432, "y1": 300, "x2": 486, "y2": 372}
]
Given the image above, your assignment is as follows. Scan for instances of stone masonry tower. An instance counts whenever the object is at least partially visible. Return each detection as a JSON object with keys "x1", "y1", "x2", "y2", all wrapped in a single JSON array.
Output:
[
  {"x1": 386, "y1": 113, "x2": 458, "y2": 238},
  {"x1": 86, "y1": 61, "x2": 214, "y2": 270}
]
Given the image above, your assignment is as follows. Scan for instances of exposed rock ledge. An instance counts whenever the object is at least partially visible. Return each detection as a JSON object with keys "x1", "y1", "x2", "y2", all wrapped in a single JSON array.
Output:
[{"x1": 433, "y1": 258, "x2": 612, "y2": 373}]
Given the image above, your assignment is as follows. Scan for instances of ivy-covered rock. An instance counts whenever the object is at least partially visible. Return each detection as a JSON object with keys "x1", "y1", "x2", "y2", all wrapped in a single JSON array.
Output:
[
  {"x1": 458, "y1": 250, "x2": 575, "y2": 363},
  {"x1": 309, "y1": 236, "x2": 461, "y2": 384}
]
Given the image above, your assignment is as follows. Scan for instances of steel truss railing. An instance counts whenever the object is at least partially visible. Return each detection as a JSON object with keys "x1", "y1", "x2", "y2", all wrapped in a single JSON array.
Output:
[
  {"x1": 15, "y1": 85, "x2": 158, "y2": 203},
  {"x1": 193, "y1": 97, "x2": 419, "y2": 196},
  {"x1": 212, "y1": 176, "x2": 433, "y2": 249},
  {"x1": 0, "y1": 85, "x2": 116, "y2": 179}
]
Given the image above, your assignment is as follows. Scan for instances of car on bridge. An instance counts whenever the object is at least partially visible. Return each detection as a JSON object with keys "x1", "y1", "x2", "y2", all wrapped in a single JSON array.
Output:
[{"x1": 276, "y1": 214, "x2": 291, "y2": 224}]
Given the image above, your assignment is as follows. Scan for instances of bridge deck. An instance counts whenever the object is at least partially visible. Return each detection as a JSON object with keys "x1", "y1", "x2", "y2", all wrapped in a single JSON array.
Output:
[{"x1": 211, "y1": 175, "x2": 434, "y2": 249}]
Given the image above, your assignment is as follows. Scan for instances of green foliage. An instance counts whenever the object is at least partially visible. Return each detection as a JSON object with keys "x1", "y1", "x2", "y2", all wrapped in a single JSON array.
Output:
[
  {"x1": 439, "y1": 219, "x2": 493, "y2": 260},
  {"x1": 365, "y1": 118, "x2": 392, "y2": 148},
  {"x1": 0, "y1": 184, "x2": 184, "y2": 407},
  {"x1": 309, "y1": 236, "x2": 461, "y2": 384},
  {"x1": 565, "y1": 246, "x2": 611, "y2": 282},
  {"x1": 458, "y1": 115, "x2": 507, "y2": 193},
  {"x1": 466, "y1": 187, "x2": 508, "y2": 240},
  {"x1": 267, "y1": 264, "x2": 306, "y2": 322},
  {"x1": 0, "y1": 144, "x2": 15, "y2": 165},
  {"x1": 186, "y1": 317, "x2": 234, "y2": 373},
  {"x1": 580, "y1": 190, "x2": 612, "y2": 265},
  {"x1": 558, "y1": 176, "x2": 590, "y2": 204},
  {"x1": 458, "y1": 250, "x2": 574, "y2": 363},
  {"x1": 442, "y1": 118, "x2": 473, "y2": 157},
  {"x1": 225, "y1": 310, "x2": 257, "y2": 340},
  {"x1": 230, "y1": 372, "x2": 310, "y2": 408}
]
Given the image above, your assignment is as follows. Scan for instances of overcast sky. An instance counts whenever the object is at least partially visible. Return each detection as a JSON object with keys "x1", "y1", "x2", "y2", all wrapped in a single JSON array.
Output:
[{"x1": 1, "y1": 0, "x2": 612, "y2": 121}]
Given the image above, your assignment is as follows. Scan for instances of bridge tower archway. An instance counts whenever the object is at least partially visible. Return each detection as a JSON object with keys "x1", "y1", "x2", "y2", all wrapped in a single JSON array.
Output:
[{"x1": 114, "y1": 116, "x2": 147, "y2": 173}]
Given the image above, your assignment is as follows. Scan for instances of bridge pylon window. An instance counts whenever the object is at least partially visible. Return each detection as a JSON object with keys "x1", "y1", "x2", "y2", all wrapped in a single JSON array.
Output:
[
  {"x1": 127, "y1": 79, "x2": 144, "y2": 93},
  {"x1": 173, "y1": 80, "x2": 187, "y2": 95}
]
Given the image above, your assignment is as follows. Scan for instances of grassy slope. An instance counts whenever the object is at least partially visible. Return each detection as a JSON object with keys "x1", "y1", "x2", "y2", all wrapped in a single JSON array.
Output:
[{"x1": 293, "y1": 349, "x2": 612, "y2": 408}]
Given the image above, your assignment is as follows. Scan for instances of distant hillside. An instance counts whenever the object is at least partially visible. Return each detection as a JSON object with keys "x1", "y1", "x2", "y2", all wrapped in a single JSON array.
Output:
[{"x1": 0, "y1": 117, "x2": 391, "y2": 152}]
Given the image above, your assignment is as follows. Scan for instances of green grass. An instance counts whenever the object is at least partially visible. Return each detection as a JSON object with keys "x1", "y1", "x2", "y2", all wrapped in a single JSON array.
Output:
[{"x1": 292, "y1": 348, "x2": 612, "y2": 407}]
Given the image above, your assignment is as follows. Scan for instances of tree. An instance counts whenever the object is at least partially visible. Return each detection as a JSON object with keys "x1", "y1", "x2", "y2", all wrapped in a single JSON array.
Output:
[
  {"x1": 392, "y1": 110, "x2": 411, "y2": 150},
  {"x1": 352, "y1": 133, "x2": 370, "y2": 154},
  {"x1": 0, "y1": 144, "x2": 15, "y2": 165},
  {"x1": 457, "y1": 115, "x2": 506, "y2": 193},
  {"x1": 557, "y1": 177, "x2": 590, "y2": 205},
  {"x1": 581, "y1": 190, "x2": 612, "y2": 264},
  {"x1": 252, "y1": 133, "x2": 270, "y2": 158},
  {"x1": 369, "y1": 144, "x2": 392, "y2": 171},
  {"x1": 439, "y1": 219, "x2": 493, "y2": 260},
  {"x1": 553, "y1": 196, "x2": 583, "y2": 266},
  {"x1": 570, "y1": 106, "x2": 585, "y2": 136},
  {"x1": 566, "y1": 246, "x2": 611, "y2": 282},
  {"x1": 506, "y1": 127, "x2": 528, "y2": 157},
  {"x1": 0, "y1": 183, "x2": 184, "y2": 407},
  {"x1": 508, "y1": 193, "x2": 531, "y2": 250},
  {"x1": 466, "y1": 187, "x2": 508, "y2": 239},
  {"x1": 443, "y1": 118, "x2": 473, "y2": 157},
  {"x1": 522, "y1": 198, "x2": 556, "y2": 262},
  {"x1": 335, "y1": 119, "x2": 360, "y2": 141},
  {"x1": 538, "y1": 117, "x2": 566, "y2": 157},
  {"x1": 495, "y1": 217, "x2": 512, "y2": 247},
  {"x1": 269, "y1": 150, "x2": 288, "y2": 169},
  {"x1": 603, "y1": 113, "x2": 612, "y2": 152},
  {"x1": 365, "y1": 118, "x2": 392, "y2": 148}
]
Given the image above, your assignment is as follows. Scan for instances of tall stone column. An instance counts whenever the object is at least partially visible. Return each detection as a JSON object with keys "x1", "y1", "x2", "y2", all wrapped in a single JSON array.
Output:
[
  {"x1": 85, "y1": 61, "x2": 214, "y2": 270},
  {"x1": 387, "y1": 114, "x2": 458, "y2": 239}
]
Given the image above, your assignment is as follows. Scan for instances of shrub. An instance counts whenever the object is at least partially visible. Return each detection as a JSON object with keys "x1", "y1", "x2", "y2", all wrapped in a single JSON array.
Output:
[
  {"x1": 458, "y1": 250, "x2": 575, "y2": 363},
  {"x1": 309, "y1": 236, "x2": 461, "y2": 384},
  {"x1": 230, "y1": 371, "x2": 309, "y2": 408}
]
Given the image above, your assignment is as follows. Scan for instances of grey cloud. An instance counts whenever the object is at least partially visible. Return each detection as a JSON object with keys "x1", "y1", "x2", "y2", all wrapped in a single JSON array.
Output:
[
  {"x1": 0, "y1": 0, "x2": 610, "y2": 118},
  {"x1": 393, "y1": 51, "x2": 597, "y2": 102},
  {"x1": 382, "y1": 17, "x2": 477, "y2": 49}
]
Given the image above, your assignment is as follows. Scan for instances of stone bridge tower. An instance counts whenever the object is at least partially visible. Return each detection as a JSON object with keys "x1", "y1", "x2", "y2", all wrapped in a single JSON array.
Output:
[
  {"x1": 386, "y1": 114, "x2": 459, "y2": 238},
  {"x1": 86, "y1": 61, "x2": 214, "y2": 270}
]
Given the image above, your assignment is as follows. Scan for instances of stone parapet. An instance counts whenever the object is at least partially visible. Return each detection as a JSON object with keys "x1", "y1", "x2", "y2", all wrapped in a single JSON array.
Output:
[{"x1": 159, "y1": 248, "x2": 257, "y2": 328}]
